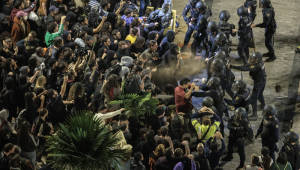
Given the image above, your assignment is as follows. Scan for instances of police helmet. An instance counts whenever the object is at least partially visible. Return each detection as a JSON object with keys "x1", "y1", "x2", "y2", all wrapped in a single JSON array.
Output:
[
  {"x1": 189, "y1": 0, "x2": 198, "y2": 6},
  {"x1": 286, "y1": 131, "x2": 299, "y2": 143},
  {"x1": 206, "y1": 77, "x2": 221, "y2": 89},
  {"x1": 212, "y1": 59, "x2": 224, "y2": 72},
  {"x1": 215, "y1": 32, "x2": 227, "y2": 46},
  {"x1": 207, "y1": 21, "x2": 219, "y2": 34},
  {"x1": 234, "y1": 107, "x2": 247, "y2": 120},
  {"x1": 259, "y1": 0, "x2": 271, "y2": 7},
  {"x1": 250, "y1": 52, "x2": 263, "y2": 63},
  {"x1": 237, "y1": 6, "x2": 248, "y2": 17},
  {"x1": 263, "y1": 105, "x2": 276, "y2": 117},
  {"x1": 195, "y1": 1, "x2": 207, "y2": 13},
  {"x1": 202, "y1": 97, "x2": 214, "y2": 108},
  {"x1": 219, "y1": 10, "x2": 230, "y2": 21},
  {"x1": 214, "y1": 51, "x2": 226, "y2": 61},
  {"x1": 232, "y1": 80, "x2": 247, "y2": 92}
]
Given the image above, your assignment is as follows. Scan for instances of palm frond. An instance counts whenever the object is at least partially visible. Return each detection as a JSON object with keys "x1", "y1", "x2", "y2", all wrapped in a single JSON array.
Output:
[
  {"x1": 109, "y1": 93, "x2": 159, "y2": 117},
  {"x1": 46, "y1": 111, "x2": 132, "y2": 170}
]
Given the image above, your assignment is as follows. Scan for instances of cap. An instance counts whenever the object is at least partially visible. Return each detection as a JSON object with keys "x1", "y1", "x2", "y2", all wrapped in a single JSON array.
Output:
[
  {"x1": 85, "y1": 35, "x2": 95, "y2": 41},
  {"x1": 49, "y1": 6, "x2": 59, "y2": 12},
  {"x1": 16, "y1": 11, "x2": 28, "y2": 18}
]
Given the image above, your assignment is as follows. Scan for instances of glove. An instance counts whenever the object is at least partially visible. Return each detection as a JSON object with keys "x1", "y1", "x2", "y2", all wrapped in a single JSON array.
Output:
[{"x1": 255, "y1": 134, "x2": 258, "y2": 139}]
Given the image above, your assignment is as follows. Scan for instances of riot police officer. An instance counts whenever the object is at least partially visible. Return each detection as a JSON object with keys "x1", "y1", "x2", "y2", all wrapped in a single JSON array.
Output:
[
  {"x1": 234, "y1": 6, "x2": 254, "y2": 66},
  {"x1": 215, "y1": 32, "x2": 231, "y2": 60},
  {"x1": 230, "y1": 52, "x2": 266, "y2": 121},
  {"x1": 214, "y1": 51, "x2": 235, "y2": 98},
  {"x1": 224, "y1": 80, "x2": 251, "y2": 118},
  {"x1": 190, "y1": 1, "x2": 211, "y2": 58},
  {"x1": 218, "y1": 10, "x2": 236, "y2": 45},
  {"x1": 202, "y1": 96, "x2": 220, "y2": 116},
  {"x1": 222, "y1": 107, "x2": 254, "y2": 170},
  {"x1": 255, "y1": 105, "x2": 279, "y2": 161},
  {"x1": 251, "y1": 0, "x2": 277, "y2": 62},
  {"x1": 182, "y1": 0, "x2": 200, "y2": 51},
  {"x1": 281, "y1": 131, "x2": 300, "y2": 170},
  {"x1": 244, "y1": 0, "x2": 257, "y2": 21},
  {"x1": 206, "y1": 21, "x2": 220, "y2": 58},
  {"x1": 192, "y1": 77, "x2": 226, "y2": 135}
]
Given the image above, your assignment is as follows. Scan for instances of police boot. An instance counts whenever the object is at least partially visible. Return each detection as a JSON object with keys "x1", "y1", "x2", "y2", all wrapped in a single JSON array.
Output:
[
  {"x1": 259, "y1": 103, "x2": 266, "y2": 110},
  {"x1": 265, "y1": 52, "x2": 276, "y2": 62},
  {"x1": 263, "y1": 52, "x2": 271, "y2": 57},
  {"x1": 248, "y1": 113, "x2": 258, "y2": 121},
  {"x1": 221, "y1": 155, "x2": 233, "y2": 162}
]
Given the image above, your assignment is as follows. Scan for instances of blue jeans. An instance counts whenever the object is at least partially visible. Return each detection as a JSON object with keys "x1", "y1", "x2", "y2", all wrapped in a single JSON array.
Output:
[
  {"x1": 251, "y1": 80, "x2": 266, "y2": 114},
  {"x1": 184, "y1": 25, "x2": 194, "y2": 45},
  {"x1": 19, "y1": 148, "x2": 37, "y2": 166},
  {"x1": 139, "y1": 0, "x2": 149, "y2": 16},
  {"x1": 265, "y1": 29, "x2": 274, "y2": 53}
]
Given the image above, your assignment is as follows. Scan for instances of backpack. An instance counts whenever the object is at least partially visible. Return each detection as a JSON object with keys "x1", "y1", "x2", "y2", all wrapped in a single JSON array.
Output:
[
  {"x1": 123, "y1": 75, "x2": 140, "y2": 95},
  {"x1": 104, "y1": 64, "x2": 122, "y2": 80}
]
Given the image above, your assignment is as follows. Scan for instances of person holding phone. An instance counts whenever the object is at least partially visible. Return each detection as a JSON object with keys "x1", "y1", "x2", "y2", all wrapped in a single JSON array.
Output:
[{"x1": 99, "y1": 0, "x2": 125, "y2": 25}]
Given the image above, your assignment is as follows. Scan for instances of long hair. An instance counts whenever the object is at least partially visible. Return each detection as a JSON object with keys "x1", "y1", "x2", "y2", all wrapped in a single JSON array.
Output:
[
  {"x1": 18, "y1": 121, "x2": 32, "y2": 149},
  {"x1": 100, "y1": 22, "x2": 112, "y2": 36},
  {"x1": 102, "y1": 74, "x2": 119, "y2": 98},
  {"x1": 35, "y1": 75, "x2": 46, "y2": 90},
  {"x1": 154, "y1": 144, "x2": 165, "y2": 158},
  {"x1": 134, "y1": 36, "x2": 145, "y2": 49},
  {"x1": 130, "y1": 17, "x2": 140, "y2": 28},
  {"x1": 24, "y1": 92, "x2": 34, "y2": 108},
  {"x1": 68, "y1": 82, "x2": 84, "y2": 101}
]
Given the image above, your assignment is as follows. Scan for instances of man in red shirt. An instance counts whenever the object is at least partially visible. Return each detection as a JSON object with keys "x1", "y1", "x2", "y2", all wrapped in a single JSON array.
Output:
[{"x1": 175, "y1": 78, "x2": 196, "y2": 132}]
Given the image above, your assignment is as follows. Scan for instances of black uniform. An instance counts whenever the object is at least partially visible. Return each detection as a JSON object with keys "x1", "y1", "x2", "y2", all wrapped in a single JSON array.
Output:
[
  {"x1": 237, "y1": 10, "x2": 254, "y2": 65},
  {"x1": 218, "y1": 22, "x2": 236, "y2": 45},
  {"x1": 226, "y1": 116, "x2": 253, "y2": 166},
  {"x1": 281, "y1": 143, "x2": 300, "y2": 170},
  {"x1": 224, "y1": 89, "x2": 251, "y2": 115},
  {"x1": 255, "y1": 4, "x2": 277, "y2": 61},
  {"x1": 256, "y1": 116, "x2": 279, "y2": 161},
  {"x1": 190, "y1": 8, "x2": 211, "y2": 57},
  {"x1": 231, "y1": 62, "x2": 266, "y2": 116},
  {"x1": 244, "y1": 0, "x2": 257, "y2": 21}
]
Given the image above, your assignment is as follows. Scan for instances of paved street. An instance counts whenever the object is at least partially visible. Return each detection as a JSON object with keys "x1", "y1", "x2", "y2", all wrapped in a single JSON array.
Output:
[{"x1": 172, "y1": 0, "x2": 300, "y2": 169}]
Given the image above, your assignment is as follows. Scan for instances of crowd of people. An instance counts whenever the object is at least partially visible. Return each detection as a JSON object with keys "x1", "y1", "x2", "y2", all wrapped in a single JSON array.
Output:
[{"x1": 0, "y1": 0, "x2": 299, "y2": 169}]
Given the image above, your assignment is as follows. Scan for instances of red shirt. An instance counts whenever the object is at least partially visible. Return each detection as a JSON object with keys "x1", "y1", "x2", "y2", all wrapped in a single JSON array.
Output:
[{"x1": 175, "y1": 85, "x2": 192, "y2": 113}]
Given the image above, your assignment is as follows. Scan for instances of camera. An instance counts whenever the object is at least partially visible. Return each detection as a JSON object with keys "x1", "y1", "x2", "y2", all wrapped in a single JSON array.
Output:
[{"x1": 75, "y1": 49, "x2": 88, "y2": 56}]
